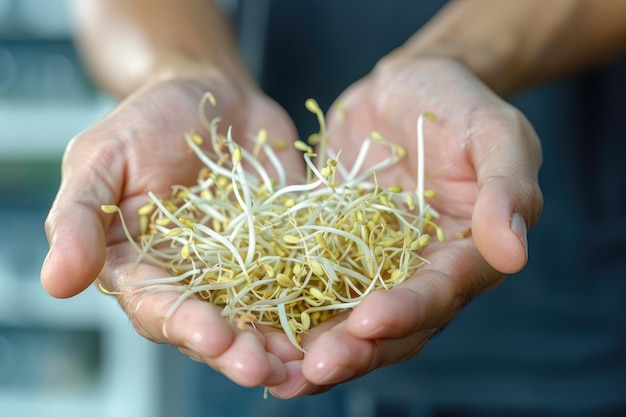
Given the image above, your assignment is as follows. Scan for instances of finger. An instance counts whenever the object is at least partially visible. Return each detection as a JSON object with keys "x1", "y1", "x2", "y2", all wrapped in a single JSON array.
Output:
[
  {"x1": 267, "y1": 360, "x2": 320, "y2": 398},
  {"x1": 272, "y1": 246, "x2": 492, "y2": 392},
  {"x1": 347, "y1": 243, "x2": 499, "y2": 340},
  {"x1": 208, "y1": 331, "x2": 287, "y2": 387},
  {"x1": 182, "y1": 329, "x2": 288, "y2": 387},
  {"x1": 41, "y1": 135, "x2": 123, "y2": 298},
  {"x1": 172, "y1": 309, "x2": 287, "y2": 387},
  {"x1": 299, "y1": 320, "x2": 436, "y2": 387},
  {"x1": 471, "y1": 109, "x2": 543, "y2": 274},
  {"x1": 267, "y1": 314, "x2": 350, "y2": 397},
  {"x1": 256, "y1": 326, "x2": 304, "y2": 363},
  {"x1": 108, "y1": 259, "x2": 286, "y2": 387}
]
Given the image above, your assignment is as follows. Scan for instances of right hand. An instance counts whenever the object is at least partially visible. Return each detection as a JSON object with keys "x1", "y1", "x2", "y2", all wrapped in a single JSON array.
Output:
[{"x1": 268, "y1": 56, "x2": 544, "y2": 398}]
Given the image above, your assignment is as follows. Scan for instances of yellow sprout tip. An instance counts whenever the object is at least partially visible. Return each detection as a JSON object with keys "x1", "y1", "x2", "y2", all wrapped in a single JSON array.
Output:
[
  {"x1": 308, "y1": 133, "x2": 321, "y2": 145},
  {"x1": 294, "y1": 140, "x2": 313, "y2": 153},
  {"x1": 273, "y1": 140, "x2": 287, "y2": 150},
  {"x1": 423, "y1": 111, "x2": 436, "y2": 121},
  {"x1": 371, "y1": 131, "x2": 384, "y2": 141},
  {"x1": 424, "y1": 189, "x2": 437, "y2": 198},
  {"x1": 305, "y1": 98, "x2": 322, "y2": 114},
  {"x1": 233, "y1": 146, "x2": 242, "y2": 163},
  {"x1": 190, "y1": 132, "x2": 204, "y2": 145},
  {"x1": 101, "y1": 205, "x2": 119, "y2": 214},
  {"x1": 258, "y1": 128, "x2": 268, "y2": 142},
  {"x1": 206, "y1": 92, "x2": 217, "y2": 107}
]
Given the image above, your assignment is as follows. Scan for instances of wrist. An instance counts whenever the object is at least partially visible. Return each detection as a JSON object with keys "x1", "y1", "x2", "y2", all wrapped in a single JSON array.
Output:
[
  {"x1": 382, "y1": 0, "x2": 589, "y2": 98},
  {"x1": 145, "y1": 51, "x2": 258, "y2": 94},
  {"x1": 73, "y1": 0, "x2": 259, "y2": 99},
  {"x1": 384, "y1": 41, "x2": 513, "y2": 97}
]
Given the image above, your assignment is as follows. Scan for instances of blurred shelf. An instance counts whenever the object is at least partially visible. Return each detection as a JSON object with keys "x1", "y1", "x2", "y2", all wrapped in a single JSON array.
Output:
[
  {"x1": 0, "y1": 3, "x2": 178, "y2": 415},
  {"x1": 0, "y1": 206, "x2": 161, "y2": 417},
  {"x1": 0, "y1": 36, "x2": 116, "y2": 159},
  {"x1": 0, "y1": 25, "x2": 157, "y2": 415},
  {"x1": 0, "y1": 95, "x2": 115, "y2": 159},
  {"x1": 0, "y1": 0, "x2": 74, "y2": 40}
]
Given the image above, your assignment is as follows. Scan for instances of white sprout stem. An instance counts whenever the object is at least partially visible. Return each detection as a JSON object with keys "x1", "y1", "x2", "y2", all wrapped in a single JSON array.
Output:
[
  {"x1": 261, "y1": 178, "x2": 326, "y2": 206},
  {"x1": 122, "y1": 268, "x2": 201, "y2": 288},
  {"x1": 184, "y1": 195, "x2": 230, "y2": 223},
  {"x1": 346, "y1": 138, "x2": 371, "y2": 180},
  {"x1": 348, "y1": 152, "x2": 402, "y2": 185},
  {"x1": 192, "y1": 223, "x2": 249, "y2": 279},
  {"x1": 416, "y1": 113, "x2": 425, "y2": 221},
  {"x1": 297, "y1": 224, "x2": 372, "y2": 260},
  {"x1": 303, "y1": 153, "x2": 331, "y2": 186},
  {"x1": 184, "y1": 134, "x2": 234, "y2": 179},
  {"x1": 109, "y1": 208, "x2": 170, "y2": 268},
  {"x1": 147, "y1": 192, "x2": 187, "y2": 228},
  {"x1": 278, "y1": 303, "x2": 305, "y2": 352},
  {"x1": 163, "y1": 289, "x2": 197, "y2": 321},
  {"x1": 238, "y1": 143, "x2": 274, "y2": 193},
  {"x1": 185, "y1": 276, "x2": 250, "y2": 293},
  {"x1": 226, "y1": 130, "x2": 257, "y2": 265},
  {"x1": 262, "y1": 144, "x2": 286, "y2": 188},
  {"x1": 197, "y1": 92, "x2": 217, "y2": 130},
  {"x1": 229, "y1": 164, "x2": 256, "y2": 266}
]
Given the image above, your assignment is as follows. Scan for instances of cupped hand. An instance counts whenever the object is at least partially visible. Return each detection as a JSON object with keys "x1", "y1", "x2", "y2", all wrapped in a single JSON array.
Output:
[
  {"x1": 268, "y1": 57, "x2": 544, "y2": 398},
  {"x1": 41, "y1": 74, "x2": 304, "y2": 387}
]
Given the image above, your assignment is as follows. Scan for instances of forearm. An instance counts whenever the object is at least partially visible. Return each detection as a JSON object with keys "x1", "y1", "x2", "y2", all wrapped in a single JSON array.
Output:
[
  {"x1": 71, "y1": 0, "x2": 254, "y2": 97},
  {"x1": 391, "y1": 0, "x2": 626, "y2": 97}
]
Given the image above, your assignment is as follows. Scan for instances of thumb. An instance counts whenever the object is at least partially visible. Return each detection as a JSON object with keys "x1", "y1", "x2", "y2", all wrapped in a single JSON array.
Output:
[
  {"x1": 471, "y1": 114, "x2": 543, "y2": 275},
  {"x1": 41, "y1": 135, "x2": 121, "y2": 298}
]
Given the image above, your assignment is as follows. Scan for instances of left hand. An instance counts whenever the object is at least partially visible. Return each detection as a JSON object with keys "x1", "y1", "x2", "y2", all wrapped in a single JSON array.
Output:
[
  {"x1": 267, "y1": 56, "x2": 544, "y2": 398},
  {"x1": 41, "y1": 73, "x2": 304, "y2": 388}
]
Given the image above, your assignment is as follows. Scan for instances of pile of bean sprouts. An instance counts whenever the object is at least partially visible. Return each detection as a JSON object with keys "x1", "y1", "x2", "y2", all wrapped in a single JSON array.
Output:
[{"x1": 102, "y1": 94, "x2": 443, "y2": 350}]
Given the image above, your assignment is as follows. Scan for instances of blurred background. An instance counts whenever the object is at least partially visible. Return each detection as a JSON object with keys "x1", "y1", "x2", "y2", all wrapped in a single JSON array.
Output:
[
  {"x1": 0, "y1": 1, "x2": 184, "y2": 416},
  {"x1": 2, "y1": 0, "x2": 625, "y2": 416}
]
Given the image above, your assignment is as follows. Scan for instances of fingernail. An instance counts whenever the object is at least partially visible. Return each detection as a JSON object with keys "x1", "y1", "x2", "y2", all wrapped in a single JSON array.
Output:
[
  {"x1": 269, "y1": 381, "x2": 315, "y2": 399},
  {"x1": 268, "y1": 361, "x2": 315, "y2": 398},
  {"x1": 316, "y1": 364, "x2": 355, "y2": 384},
  {"x1": 511, "y1": 213, "x2": 528, "y2": 257},
  {"x1": 178, "y1": 346, "x2": 203, "y2": 363}
]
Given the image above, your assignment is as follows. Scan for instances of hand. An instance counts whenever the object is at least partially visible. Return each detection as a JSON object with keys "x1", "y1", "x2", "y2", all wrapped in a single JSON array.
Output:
[
  {"x1": 267, "y1": 57, "x2": 544, "y2": 397},
  {"x1": 40, "y1": 73, "x2": 304, "y2": 387}
]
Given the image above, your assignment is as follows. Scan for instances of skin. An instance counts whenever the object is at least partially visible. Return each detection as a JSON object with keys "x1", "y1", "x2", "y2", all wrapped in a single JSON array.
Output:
[{"x1": 41, "y1": 0, "x2": 626, "y2": 398}]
